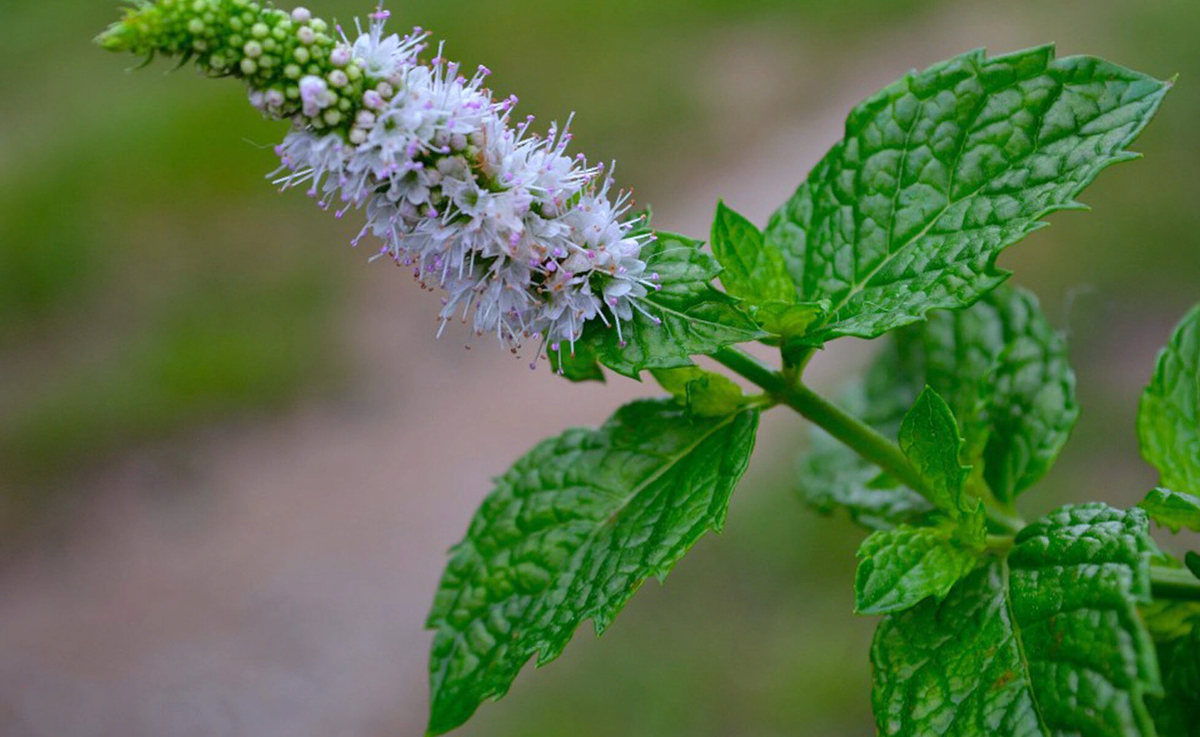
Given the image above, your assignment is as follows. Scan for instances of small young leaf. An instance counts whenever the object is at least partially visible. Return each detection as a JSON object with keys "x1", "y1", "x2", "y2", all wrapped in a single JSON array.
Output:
[
  {"x1": 586, "y1": 232, "x2": 765, "y2": 378},
  {"x1": 650, "y1": 366, "x2": 746, "y2": 418},
  {"x1": 547, "y1": 340, "x2": 605, "y2": 383},
  {"x1": 872, "y1": 504, "x2": 1161, "y2": 737},
  {"x1": 1139, "y1": 303, "x2": 1200, "y2": 494},
  {"x1": 898, "y1": 386, "x2": 974, "y2": 517},
  {"x1": 765, "y1": 46, "x2": 1170, "y2": 344},
  {"x1": 751, "y1": 299, "x2": 828, "y2": 345},
  {"x1": 1139, "y1": 487, "x2": 1200, "y2": 533},
  {"x1": 710, "y1": 201, "x2": 798, "y2": 305},
  {"x1": 854, "y1": 524, "x2": 981, "y2": 614},
  {"x1": 1188, "y1": 551, "x2": 1200, "y2": 582},
  {"x1": 425, "y1": 399, "x2": 759, "y2": 734}
]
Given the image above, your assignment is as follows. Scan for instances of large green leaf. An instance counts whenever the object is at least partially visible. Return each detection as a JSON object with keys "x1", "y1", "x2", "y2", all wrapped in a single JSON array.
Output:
[
  {"x1": 586, "y1": 232, "x2": 765, "y2": 378},
  {"x1": 765, "y1": 46, "x2": 1170, "y2": 343},
  {"x1": 425, "y1": 399, "x2": 759, "y2": 734},
  {"x1": 1139, "y1": 303, "x2": 1200, "y2": 495},
  {"x1": 872, "y1": 504, "x2": 1161, "y2": 736},
  {"x1": 798, "y1": 286, "x2": 1074, "y2": 528}
]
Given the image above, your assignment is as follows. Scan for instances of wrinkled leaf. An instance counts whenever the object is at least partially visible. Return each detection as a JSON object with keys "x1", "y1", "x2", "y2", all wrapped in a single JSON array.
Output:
[
  {"x1": 765, "y1": 46, "x2": 1170, "y2": 343},
  {"x1": 426, "y1": 399, "x2": 759, "y2": 734},
  {"x1": 855, "y1": 524, "x2": 981, "y2": 614},
  {"x1": 872, "y1": 504, "x2": 1161, "y2": 736},
  {"x1": 1139, "y1": 303, "x2": 1200, "y2": 494}
]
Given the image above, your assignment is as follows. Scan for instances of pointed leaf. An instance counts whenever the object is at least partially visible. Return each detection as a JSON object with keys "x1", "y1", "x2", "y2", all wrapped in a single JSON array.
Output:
[
  {"x1": 898, "y1": 386, "x2": 974, "y2": 516},
  {"x1": 872, "y1": 504, "x2": 1161, "y2": 737},
  {"x1": 710, "y1": 201, "x2": 798, "y2": 304},
  {"x1": 1139, "y1": 303, "x2": 1200, "y2": 495},
  {"x1": 587, "y1": 232, "x2": 765, "y2": 378},
  {"x1": 425, "y1": 400, "x2": 759, "y2": 734},
  {"x1": 1139, "y1": 487, "x2": 1200, "y2": 533},
  {"x1": 765, "y1": 46, "x2": 1170, "y2": 343}
]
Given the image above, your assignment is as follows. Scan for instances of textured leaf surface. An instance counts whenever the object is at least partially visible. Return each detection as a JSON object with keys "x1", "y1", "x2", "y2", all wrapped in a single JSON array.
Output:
[
  {"x1": 710, "y1": 201, "x2": 797, "y2": 304},
  {"x1": 1140, "y1": 488, "x2": 1200, "y2": 534},
  {"x1": 765, "y1": 46, "x2": 1170, "y2": 343},
  {"x1": 872, "y1": 504, "x2": 1161, "y2": 736},
  {"x1": 426, "y1": 400, "x2": 759, "y2": 734},
  {"x1": 871, "y1": 285, "x2": 1075, "y2": 503},
  {"x1": 798, "y1": 286, "x2": 1072, "y2": 528},
  {"x1": 855, "y1": 524, "x2": 980, "y2": 614},
  {"x1": 587, "y1": 232, "x2": 764, "y2": 378},
  {"x1": 1139, "y1": 303, "x2": 1200, "y2": 494}
]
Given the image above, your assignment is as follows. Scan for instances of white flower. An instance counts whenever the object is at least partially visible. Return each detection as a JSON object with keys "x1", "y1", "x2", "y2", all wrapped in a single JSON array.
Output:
[{"x1": 272, "y1": 8, "x2": 657, "y2": 366}]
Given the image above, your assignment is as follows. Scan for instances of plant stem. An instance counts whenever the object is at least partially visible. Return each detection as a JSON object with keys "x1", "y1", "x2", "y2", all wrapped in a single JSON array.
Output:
[
  {"x1": 1150, "y1": 565, "x2": 1200, "y2": 602},
  {"x1": 712, "y1": 346, "x2": 926, "y2": 493},
  {"x1": 711, "y1": 345, "x2": 1025, "y2": 535}
]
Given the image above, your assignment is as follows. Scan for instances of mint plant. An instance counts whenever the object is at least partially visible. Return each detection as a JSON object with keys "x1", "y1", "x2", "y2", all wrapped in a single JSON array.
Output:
[{"x1": 97, "y1": 2, "x2": 1200, "y2": 734}]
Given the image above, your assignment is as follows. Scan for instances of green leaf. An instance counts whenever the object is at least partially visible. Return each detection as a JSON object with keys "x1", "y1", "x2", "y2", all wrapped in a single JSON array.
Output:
[
  {"x1": 898, "y1": 386, "x2": 974, "y2": 517},
  {"x1": 796, "y1": 378, "x2": 932, "y2": 530},
  {"x1": 872, "y1": 504, "x2": 1161, "y2": 736},
  {"x1": 874, "y1": 285, "x2": 1076, "y2": 503},
  {"x1": 1139, "y1": 303, "x2": 1200, "y2": 495},
  {"x1": 710, "y1": 201, "x2": 798, "y2": 304},
  {"x1": 586, "y1": 232, "x2": 765, "y2": 378},
  {"x1": 1140, "y1": 599, "x2": 1200, "y2": 643},
  {"x1": 1149, "y1": 621, "x2": 1200, "y2": 737},
  {"x1": 751, "y1": 299, "x2": 828, "y2": 345},
  {"x1": 765, "y1": 46, "x2": 1170, "y2": 344},
  {"x1": 798, "y1": 432, "x2": 933, "y2": 530},
  {"x1": 547, "y1": 339, "x2": 605, "y2": 383},
  {"x1": 425, "y1": 399, "x2": 759, "y2": 734},
  {"x1": 650, "y1": 366, "x2": 747, "y2": 418},
  {"x1": 1188, "y1": 551, "x2": 1200, "y2": 582},
  {"x1": 797, "y1": 286, "x2": 1076, "y2": 529},
  {"x1": 855, "y1": 524, "x2": 981, "y2": 614},
  {"x1": 1139, "y1": 487, "x2": 1200, "y2": 533}
]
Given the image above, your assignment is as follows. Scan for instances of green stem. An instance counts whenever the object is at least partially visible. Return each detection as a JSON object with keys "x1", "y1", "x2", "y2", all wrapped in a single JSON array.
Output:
[
  {"x1": 711, "y1": 345, "x2": 1025, "y2": 535},
  {"x1": 712, "y1": 346, "x2": 925, "y2": 492},
  {"x1": 1150, "y1": 565, "x2": 1200, "y2": 602}
]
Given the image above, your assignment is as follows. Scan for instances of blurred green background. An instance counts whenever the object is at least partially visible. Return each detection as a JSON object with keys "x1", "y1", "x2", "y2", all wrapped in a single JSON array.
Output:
[{"x1": 1, "y1": 0, "x2": 1198, "y2": 735}]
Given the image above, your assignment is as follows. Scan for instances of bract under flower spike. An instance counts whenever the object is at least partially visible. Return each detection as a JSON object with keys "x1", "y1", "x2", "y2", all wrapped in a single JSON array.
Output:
[{"x1": 97, "y1": 1, "x2": 658, "y2": 366}]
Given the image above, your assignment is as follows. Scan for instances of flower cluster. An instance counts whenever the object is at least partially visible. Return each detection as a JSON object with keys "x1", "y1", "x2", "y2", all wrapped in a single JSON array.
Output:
[{"x1": 98, "y1": 1, "x2": 659, "y2": 361}]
